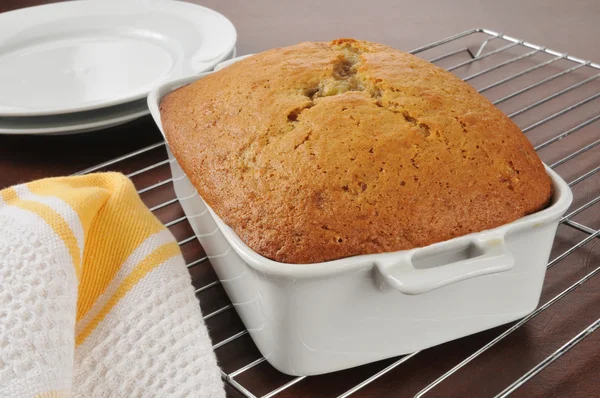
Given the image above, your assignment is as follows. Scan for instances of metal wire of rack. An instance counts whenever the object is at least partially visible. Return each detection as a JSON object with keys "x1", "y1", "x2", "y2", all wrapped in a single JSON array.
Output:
[{"x1": 77, "y1": 28, "x2": 600, "y2": 397}]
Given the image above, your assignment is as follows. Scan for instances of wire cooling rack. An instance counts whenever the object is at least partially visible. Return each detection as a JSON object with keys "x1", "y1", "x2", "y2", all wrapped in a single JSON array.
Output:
[{"x1": 76, "y1": 28, "x2": 600, "y2": 397}]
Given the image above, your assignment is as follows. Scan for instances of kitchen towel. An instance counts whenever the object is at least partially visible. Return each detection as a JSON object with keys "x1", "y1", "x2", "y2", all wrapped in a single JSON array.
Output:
[{"x1": 0, "y1": 173, "x2": 224, "y2": 397}]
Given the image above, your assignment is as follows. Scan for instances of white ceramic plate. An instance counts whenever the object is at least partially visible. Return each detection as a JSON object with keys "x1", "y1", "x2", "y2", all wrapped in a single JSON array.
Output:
[
  {"x1": 0, "y1": 47, "x2": 237, "y2": 135},
  {"x1": 0, "y1": 0, "x2": 237, "y2": 117}
]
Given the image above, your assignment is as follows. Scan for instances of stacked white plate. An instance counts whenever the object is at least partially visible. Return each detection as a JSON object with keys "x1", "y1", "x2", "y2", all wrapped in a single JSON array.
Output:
[{"x1": 0, "y1": 0, "x2": 236, "y2": 134}]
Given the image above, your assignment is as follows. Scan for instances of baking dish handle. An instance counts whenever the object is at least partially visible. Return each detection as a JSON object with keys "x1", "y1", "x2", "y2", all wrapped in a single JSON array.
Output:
[{"x1": 375, "y1": 233, "x2": 515, "y2": 295}]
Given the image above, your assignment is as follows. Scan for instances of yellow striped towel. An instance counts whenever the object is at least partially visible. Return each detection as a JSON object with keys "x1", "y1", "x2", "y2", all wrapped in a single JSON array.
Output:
[{"x1": 0, "y1": 173, "x2": 224, "y2": 397}]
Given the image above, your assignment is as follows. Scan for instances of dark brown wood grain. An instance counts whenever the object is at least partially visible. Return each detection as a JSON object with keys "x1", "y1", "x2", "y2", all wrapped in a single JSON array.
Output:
[{"x1": 1, "y1": 1, "x2": 599, "y2": 397}]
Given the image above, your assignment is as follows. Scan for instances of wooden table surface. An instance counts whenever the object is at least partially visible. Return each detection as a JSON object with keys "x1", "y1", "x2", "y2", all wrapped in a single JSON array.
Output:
[{"x1": 1, "y1": 1, "x2": 599, "y2": 397}]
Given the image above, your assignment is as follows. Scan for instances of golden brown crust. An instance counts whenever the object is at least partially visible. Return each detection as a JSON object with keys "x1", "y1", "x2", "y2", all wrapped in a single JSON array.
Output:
[{"x1": 161, "y1": 39, "x2": 552, "y2": 264}]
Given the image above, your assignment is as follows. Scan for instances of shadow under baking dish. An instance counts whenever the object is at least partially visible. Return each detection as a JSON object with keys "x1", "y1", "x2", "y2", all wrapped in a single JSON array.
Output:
[{"x1": 148, "y1": 72, "x2": 573, "y2": 376}]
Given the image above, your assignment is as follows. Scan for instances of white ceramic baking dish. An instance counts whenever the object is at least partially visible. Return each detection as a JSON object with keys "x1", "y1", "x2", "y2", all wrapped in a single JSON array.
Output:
[{"x1": 148, "y1": 71, "x2": 573, "y2": 376}]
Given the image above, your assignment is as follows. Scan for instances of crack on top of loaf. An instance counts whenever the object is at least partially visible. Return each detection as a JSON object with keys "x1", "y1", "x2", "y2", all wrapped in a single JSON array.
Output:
[
  {"x1": 297, "y1": 40, "x2": 369, "y2": 103},
  {"x1": 287, "y1": 39, "x2": 432, "y2": 139},
  {"x1": 291, "y1": 39, "x2": 385, "y2": 119},
  {"x1": 286, "y1": 43, "x2": 368, "y2": 124},
  {"x1": 309, "y1": 50, "x2": 364, "y2": 100}
]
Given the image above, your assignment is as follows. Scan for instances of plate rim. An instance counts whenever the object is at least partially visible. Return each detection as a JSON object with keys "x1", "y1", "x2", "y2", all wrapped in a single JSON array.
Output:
[{"x1": 0, "y1": 105, "x2": 150, "y2": 135}]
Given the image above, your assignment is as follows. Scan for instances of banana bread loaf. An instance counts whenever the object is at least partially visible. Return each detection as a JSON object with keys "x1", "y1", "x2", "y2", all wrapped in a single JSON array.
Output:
[{"x1": 160, "y1": 38, "x2": 552, "y2": 264}]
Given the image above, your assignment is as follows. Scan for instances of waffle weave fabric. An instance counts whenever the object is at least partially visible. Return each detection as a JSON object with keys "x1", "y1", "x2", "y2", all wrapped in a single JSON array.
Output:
[{"x1": 0, "y1": 173, "x2": 224, "y2": 397}]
